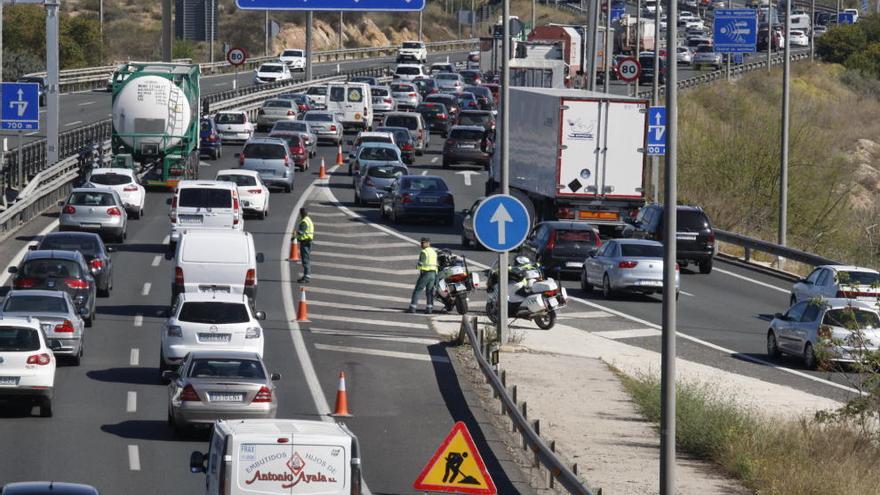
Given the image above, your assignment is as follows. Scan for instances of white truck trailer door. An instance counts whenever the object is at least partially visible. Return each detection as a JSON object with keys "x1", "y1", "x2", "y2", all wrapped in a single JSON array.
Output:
[
  {"x1": 599, "y1": 100, "x2": 646, "y2": 199},
  {"x1": 558, "y1": 99, "x2": 602, "y2": 196}
]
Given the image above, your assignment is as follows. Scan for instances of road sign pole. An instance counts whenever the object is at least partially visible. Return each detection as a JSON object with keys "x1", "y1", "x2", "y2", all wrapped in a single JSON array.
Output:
[
  {"x1": 162, "y1": 0, "x2": 172, "y2": 62},
  {"x1": 660, "y1": 0, "x2": 677, "y2": 492},
  {"x1": 46, "y1": 0, "x2": 60, "y2": 166},
  {"x1": 17, "y1": 131, "x2": 23, "y2": 190},
  {"x1": 636, "y1": 0, "x2": 641, "y2": 95},
  {"x1": 810, "y1": 0, "x2": 815, "y2": 62},
  {"x1": 0, "y1": 0, "x2": 4, "y2": 85},
  {"x1": 603, "y1": 0, "x2": 611, "y2": 93},
  {"x1": 780, "y1": 0, "x2": 791, "y2": 249},
  {"x1": 419, "y1": 10, "x2": 423, "y2": 41},
  {"x1": 500, "y1": 0, "x2": 511, "y2": 345},
  {"x1": 306, "y1": 11, "x2": 314, "y2": 80},
  {"x1": 652, "y1": 0, "x2": 660, "y2": 203},
  {"x1": 339, "y1": 11, "x2": 344, "y2": 49},
  {"x1": 586, "y1": 0, "x2": 599, "y2": 91},
  {"x1": 767, "y1": 1, "x2": 772, "y2": 72}
]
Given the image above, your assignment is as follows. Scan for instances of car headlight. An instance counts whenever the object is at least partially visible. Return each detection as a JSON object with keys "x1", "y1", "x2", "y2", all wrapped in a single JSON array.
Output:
[
  {"x1": 246, "y1": 327, "x2": 262, "y2": 339},
  {"x1": 167, "y1": 325, "x2": 182, "y2": 337}
]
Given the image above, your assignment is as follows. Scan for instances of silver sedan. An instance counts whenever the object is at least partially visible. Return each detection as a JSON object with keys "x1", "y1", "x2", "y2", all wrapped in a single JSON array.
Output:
[
  {"x1": 164, "y1": 350, "x2": 280, "y2": 435},
  {"x1": 0, "y1": 290, "x2": 87, "y2": 365},
  {"x1": 59, "y1": 188, "x2": 127, "y2": 243},
  {"x1": 580, "y1": 239, "x2": 679, "y2": 299},
  {"x1": 302, "y1": 111, "x2": 343, "y2": 146}
]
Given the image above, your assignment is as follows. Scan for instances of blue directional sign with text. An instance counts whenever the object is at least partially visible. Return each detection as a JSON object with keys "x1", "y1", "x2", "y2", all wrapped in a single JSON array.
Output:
[
  {"x1": 713, "y1": 9, "x2": 758, "y2": 53},
  {"x1": 647, "y1": 107, "x2": 666, "y2": 156},
  {"x1": 838, "y1": 12, "x2": 855, "y2": 24},
  {"x1": 1, "y1": 83, "x2": 40, "y2": 131},
  {"x1": 236, "y1": 0, "x2": 425, "y2": 11},
  {"x1": 473, "y1": 195, "x2": 531, "y2": 252}
]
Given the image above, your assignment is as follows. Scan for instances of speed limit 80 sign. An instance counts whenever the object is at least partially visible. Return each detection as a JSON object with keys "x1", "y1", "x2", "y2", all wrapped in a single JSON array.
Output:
[
  {"x1": 617, "y1": 57, "x2": 641, "y2": 83},
  {"x1": 226, "y1": 47, "x2": 248, "y2": 66}
]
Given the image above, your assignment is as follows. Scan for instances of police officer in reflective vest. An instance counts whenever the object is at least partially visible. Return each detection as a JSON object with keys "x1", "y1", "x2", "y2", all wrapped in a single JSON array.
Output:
[
  {"x1": 296, "y1": 208, "x2": 314, "y2": 283},
  {"x1": 407, "y1": 237, "x2": 440, "y2": 314}
]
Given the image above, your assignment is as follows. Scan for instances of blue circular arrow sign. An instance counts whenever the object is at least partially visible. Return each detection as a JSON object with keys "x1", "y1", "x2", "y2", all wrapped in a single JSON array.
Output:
[{"x1": 473, "y1": 195, "x2": 531, "y2": 252}]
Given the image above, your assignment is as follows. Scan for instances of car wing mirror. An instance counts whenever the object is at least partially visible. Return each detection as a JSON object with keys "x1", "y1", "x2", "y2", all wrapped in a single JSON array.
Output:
[
  {"x1": 774, "y1": 312, "x2": 785, "y2": 320},
  {"x1": 28, "y1": 245, "x2": 37, "y2": 251},
  {"x1": 166, "y1": 198, "x2": 173, "y2": 205},
  {"x1": 256, "y1": 253, "x2": 265, "y2": 263},
  {"x1": 255, "y1": 311, "x2": 267, "y2": 321},
  {"x1": 79, "y1": 306, "x2": 90, "y2": 317},
  {"x1": 106, "y1": 246, "x2": 116, "y2": 253},
  {"x1": 7, "y1": 266, "x2": 17, "y2": 274},
  {"x1": 270, "y1": 373, "x2": 282, "y2": 381},
  {"x1": 190, "y1": 451, "x2": 207, "y2": 473},
  {"x1": 161, "y1": 370, "x2": 179, "y2": 381}
]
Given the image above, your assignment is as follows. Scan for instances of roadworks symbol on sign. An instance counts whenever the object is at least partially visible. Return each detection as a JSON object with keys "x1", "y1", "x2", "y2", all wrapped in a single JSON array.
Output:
[{"x1": 413, "y1": 422, "x2": 497, "y2": 494}]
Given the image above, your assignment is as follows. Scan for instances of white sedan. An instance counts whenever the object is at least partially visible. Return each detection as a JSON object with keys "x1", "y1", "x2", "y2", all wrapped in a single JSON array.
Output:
[
  {"x1": 789, "y1": 30, "x2": 810, "y2": 47},
  {"x1": 254, "y1": 62, "x2": 292, "y2": 85},
  {"x1": 215, "y1": 169, "x2": 270, "y2": 219},
  {"x1": 86, "y1": 168, "x2": 145, "y2": 219},
  {"x1": 0, "y1": 318, "x2": 57, "y2": 417}
]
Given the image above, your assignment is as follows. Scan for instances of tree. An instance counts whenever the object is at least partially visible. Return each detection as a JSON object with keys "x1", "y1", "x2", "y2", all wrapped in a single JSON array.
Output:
[{"x1": 816, "y1": 24, "x2": 867, "y2": 64}]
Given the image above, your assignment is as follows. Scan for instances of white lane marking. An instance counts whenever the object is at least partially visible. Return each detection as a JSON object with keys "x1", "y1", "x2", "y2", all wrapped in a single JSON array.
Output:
[
  {"x1": 312, "y1": 221, "x2": 371, "y2": 229},
  {"x1": 593, "y1": 328, "x2": 663, "y2": 340},
  {"x1": 420, "y1": 170, "x2": 428, "y2": 176},
  {"x1": 129, "y1": 348, "x2": 140, "y2": 366},
  {"x1": 141, "y1": 283, "x2": 151, "y2": 296},
  {"x1": 309, "y1": 313, "x2": 429, "y2": 329},
  {"x1": 128, "y1": 445, "x2": 141, "y2": 471},
  {"x1": 430, "y1": 156, "x2": 439, "y2": 163},
  {"x1": 314, "y1": 240, "x2": 412, "y2": 249},
  {"x1": 309, "y1": 327, "x2": 439, "y2": 345},
  {"x1": 310, "y1": 274, "x2": 412, "y2": 289},
  {"x1": 556, "y1": 311, "x2": 614, "y2": 319},
  {"x1": 456, "y1": 170, "x2": 480, "y2": 186},
  {"x1": 126, "y1": 391, "x2": 137, "y2": 413},
  {"x1": 306, "y1": 286, "x2": 412, "y2": 304},
  {"x1": 314, "y1": 343, "x2": 451, "y2": 363},
  {"x1": 312, "y1": 251, "x2": 415, "y2": 262},
  {"x1": 133, "y1": 314, "x2": 143, "y2": 327},
  {"x1": 64, "y1": 120, "x2": 83, "y2": 127},
  {"x1": 151, "y1": 255, "x2": 162, "y2": 267},
  {"x1": 316, "y1": 231, "x2": 389, "y2": 238},
  {"x1": 26, "y1": 131, "x2": 39, "y2": 136},
  {"x1": 78, "y1": 101, "x2": 96, "y2": 106},
  {"x1": 0, "y1": 220, "x2": 59, "y2": 288},
  {"x1": 308, "y1": 299, "x2": 411, "y2": 314},
  {"x1": 162, "y1": 235, "x2": 170, "y2": 245},
  {"x1": 567, "y1": 295, "x2": 861, "y2": 395},
  {"x1": 309, "y1": 260, "x2": 416, "y2": 276},
  {"x1": 680, "y1": 290, "x2": 695, "y2": 297},
  {"x1": 715, "y1": 268, "x2": 790, "y2": 294},
  {"x1": 308, "y1": 211, "x2": 348, "y2": 217}
]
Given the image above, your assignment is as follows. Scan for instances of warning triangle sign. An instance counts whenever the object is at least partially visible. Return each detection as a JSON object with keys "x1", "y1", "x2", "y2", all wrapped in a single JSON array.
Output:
[{"x1": 413, "y1": 422, "x2": 497, "y2": 494}]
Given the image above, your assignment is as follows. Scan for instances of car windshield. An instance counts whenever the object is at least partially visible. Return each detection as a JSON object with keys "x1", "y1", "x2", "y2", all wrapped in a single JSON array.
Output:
[
  {"x1": 283, "y1": 50, "x2": 303, "y2": 57},
  {"x1": 396, "y1": 67, "x2": 421, "y2": 75},
  {"x1": 178, "y1": 188, "x2": 232, "y2": 208},
  {"x1": 307, "y1": 86, "x2": 327, "y2": 95},
  {"x1": 367, "y1": 165, "x2": 406, "y2": 178},
  {"x1": 555, "y1": 230, "x2": 597, "y2": 245},
  {"x1": 456, "y1": 94, "x2": 476, "y2": 104},
  {"x1": 391, "y1": 84, "x2": 415, "y2": 92},
  {"x1": 436, "y1": 73, "x2": 459, "y2": 80},
  {"x1": 0, "y1": 327, "x2": 40, "y2": 352},
  {"x1": 38, "y1": 235, "x2": 100, "y2": 254},
  {"x1": 243, "y1": 143, "x2": 287, "y2": 159},
  {"x1": 3, "y1": 295, "x2": 68, "y2": 313},
  {"x1": 276, "y1": 135, "x2": 303, "y2": 148},
  {"x1": 217, "y1": 174, "x2": 257, "y2": 187},
  {"x1": 216, "y1": 113, "x2": 245, "y2": 124},
  {"x1": 620, "y1": 244, "x2": 664, "y2": 257},
  {"x1": 178, "y1": 302, "x2": 250, "y2": 324},
  {"x1": 458, "y1": 114, "x2": 490, "y2": 126},
  {"x1": 823, "y1": 308, "x2": 880, "y2": 330},
  {"x1": 837, "y1": 271, "x2": 880, "y2": 286},
  {"x1": 677, "y1": 210, "x2": 709, "y2": 231},
  {"x1": 304, "y1": 113, "x2": 332, "y2": 122},
  {"x1": 696, "y1": 45, "x2": 714, "y2": 53},
  {"x1": 264, "y1": 100, "x2": 292, "y2": 108},
  {"x1": 68, "y1": 192, "x2": 115, "y2": 206},
  {"x1": 450, "y1": 128, "x2": 484, "y2": 140},
  {"x1": 21, "y1": 259, "x2": 82, "y2": 278},
  {"x1": 418, "y1": 104, "x2": 446, "y2": 116},
  {"x1": 89, "y1": 173, "x2": 133, "y2": 186},
  {"x1": 465, "y1": 87, "x2": 490, "y2": 97},
  {"x1": 377, "y1": 128, "x2": 411, "y2": 144},
  {"x1": 360, "y1": 147, "x2": 399, "y2": 161},
  {"x1": 260, "y1": 65, "x2": 284, "y2": 73},
  {"x1": 188, "y1": 358, "x2": 266, "y2": 379},
  {"x1": 273, "y1": 121, "x2": 308, "y2": 132},
  {"x1": 372, "y1": 87, "x2": 390, "y2": 97},
  {"x1": 402, "y1": 177, "x2": 448, "y2": 191},
  {"x1": 384, "y1": 115, "x2": 418, "y2": 129},
  {"x1": 358, "y1": 137, "x2": 391, "y2": 145},
  {"x1": 402, "y1": 42, "x2": 423, "y2": 49}
]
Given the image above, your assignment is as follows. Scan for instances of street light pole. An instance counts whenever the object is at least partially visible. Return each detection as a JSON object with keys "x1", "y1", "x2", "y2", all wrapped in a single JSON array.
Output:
[
  {"x1": 305, "y1": 11, "x2": 313, "y2": 80},
  {"x1": 652, "y1": 0, "x2": 661, "y2": 202},
  {"x1": 779, "y1": 0, "x2": 791, "y2": 247},
  {"x1": 636, "y1": 0, "x2": 641, "y2": 96},
  {"x1": 419, "y1": 10, "x2": 423, "y2": 41},
  {"x1": 339, "y1": 12, "x2": 344, "y2": 49},
  {"x1": 767, "y1": 1, "x2": 773, "y2": 72},
  {"x1": 162, "y1": 0, "x2": 172, "y2": 61},
  {"x1": 586, "y1": 0, "x2": 599, "y2": 91},
  {"x1": 810, "y1": 0, "x2": 815, "y2": 62},
  {"x1": 500, "y1": 0, "x2": 511, "y2": 344},
  {"x1": 603, "y1": 0, "x2": 611, "y2": 93}
]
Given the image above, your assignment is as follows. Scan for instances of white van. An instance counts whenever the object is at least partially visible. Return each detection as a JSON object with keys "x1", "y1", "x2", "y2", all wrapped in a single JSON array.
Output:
[
  {"x1": 789, "y1": 13, "x2": 811, "y2": 34},
  {"x1": 190, "y1": 419, "x2": 363, "y2": 495},
  {"x1": 326, "y1": 82, "x2": 373, "y2": 132},
  {"x1": 170, "y1": 181, "x2": 243, "y2": 244},
  {"x1": 172, "y1": 230, "x2": 264, "y2": 304}
]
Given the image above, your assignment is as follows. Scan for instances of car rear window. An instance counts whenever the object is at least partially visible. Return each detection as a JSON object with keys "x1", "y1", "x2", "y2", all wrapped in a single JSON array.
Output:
[
  {"x1": 402, "y1": 42, "x2": 423, "y2": 49},
  {"x1": 358, "y1": 137, "x2": 392, "y2": 145},
  {"x1": 395, "y1": 67, "x2": 421, "y2": 75},
  {"x1": 554, "y1": 230, "x2": 598, "y2": 245},
  {"x1": 21, "y1": 259, "x2": 82, "y2": 278},
  {"x1": 260, "y1": 65, "x2": 283, "y2": 73},
  {"x1": 402, "y1": 177, "x2": 448, "y2": 191},
  {"x1": 436, "y1": 73, "x2": 459, "y2": 80},
  {"x1": 391, "y1": 84, "x2": 416, "y2": 92},
  {"x1": 283, "y1": 50, "x2": 303, "y2": 57},
  {"x1": 377, "y1": 128, "x2": 411, "y2": 144},
  {"x1": 418, "y1": 104, "x2": 447, "y2": 116},
  {"x1": 307, "y1": 86, "x2": 327, "y2": 95},
  {"x1": 384, "y1": 115, "x2": 418, "y2": 129},
  {"x1": 450, "y1": 128, "x2": 484, "y2": 140},
  {"x1": 360, "y1": 147, "x2": 399, "y2": 161},
  {"x1": 216, "y1": 113, "x2": 245, "y2": 125},
  {"x1": 243, "y1": 143, "x2": 288, "y2": 159},
  {"x1": 823, "y1": 308, "x2": 880, "y2": 329},
  {"x1": 189, "y1": 358, "x2": 266, "y2": 379},
  {"x1": 178, "y1": 302, "x2": 250, "y2": 324},
  {"x1": 837, "y1": 271, "x2": 880, "y2": 286},
  {"x1": 304, "y1": 113, "x2": 332, "y2": 122},
  {"x1": 372, "y1": 87, "x2": 390, "y2": 97},
  {"x1": 0, "y1": 327, "x2": 40, "y2": 352},
  {"x1": 38, "y1": 236, "x2": 100, "y2": 254},
  {"x1": 68, "y1": 192, "x2": 116, "y2": 206},
  {"x1": 620, "y1": 244, "x2": 664, "y2": 257},
  {"x1": 217, "y1": 174, "x2": 257, "y2": 187},
  {"x1": 458, "y1": 114, "x2": 490, "y2": 126},
  {"x1": 272, "y1": 122, "x2": 307, "y2": 133},
  {"x1": 677, "y1": 210, "x2": 710, "y2": 231},
  {"x1": 264, "y1": 100, "x2": 292, "y2": 108},
  {"x1": 3, "y1": 295, "x2": 68, "y2": 313},
  {"x1": 89, "y1": 173, "x2": 133, "y2": 186},
  {"x1": 178, "y1": 188, "x2": 232, "y2": 208},
  {"x1": 367, "y1": 165, "x2": 407, "y2": 178}
]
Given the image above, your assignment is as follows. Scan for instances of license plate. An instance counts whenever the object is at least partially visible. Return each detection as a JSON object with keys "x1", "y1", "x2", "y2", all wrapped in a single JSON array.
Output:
[
  {"x1": 209, "y1": 392, "x2": 244, "y2": 402},
  {"x1": 547, "y1": 298, "x2": 559, "y2": 308},
  {"x1": 453, "y1": 283, "x2": 467, "y2": 292},
  {"x1": 565, "y1": 262, "x2": 583, "y2": 268},
  {"x1": 259, "y1": 170, "x2": 275, "y2": 175},
  {"x1": 640, "y1": 280, "x2": 663, "y2": 286},
  {"x1": 80, "y1": 223, "x2": 102, "y2": 229},
  {"x1": 420, "y1": 198, "x2": 438, "y2": 204},
  {"x1": 459, "y1": 144, "x2": 476, "y2": 149},
  {"x1": 0, "y1": 376, "x2": 20, "y2": 386},
  {"x1": 197, "y1": 333, "x2": 231, "y2": 343},
  {"x1": 179, "y1": 215, "x2": 202, "y2": 224},
  {"x1": 676, "y1": 233, "x2": 698, "y2": 240},
  {"x1": 198, "y1": 285, "x2": 230, "y2": 293}
]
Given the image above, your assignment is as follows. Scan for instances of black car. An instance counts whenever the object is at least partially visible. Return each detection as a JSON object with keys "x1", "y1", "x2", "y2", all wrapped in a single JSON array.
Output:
[
  {"x1": 622, "y1": 204, "x2": 716, "y2": 273},
  {"x1": 464, "y1": 85, "x2": 493, "y2": 111},
  {"x1": 442, "y1": 125, "x2": 493, "y2": 169},
  {"x1": 424, "y1": 93, "x2": 461, "y2": 120},
  {"x1": 456, "y1": 110, "x2": 495, "y2": 134},
  {"x1": 459, "y1": 69, "x2": 483, "y2": 85},
  {"x1": 380, "y1": 175, "x2": 455, "y2": 225},
  {"x1": 518, "y1": 221, "x2": 603, "y2": 277},
  {"x1": 1, "y1": 482, "x2": 100, "y2": 495},
  {"x1": 374, "y1": 126, "x2": 416, "y2": 165},
  {"x1": 16, "y1": 76, "x2": 47, "y2": 107},
  {"x1": 412, "y1": 77, "x2": 438, "y2": 99},
  {"x1": 417, "y1": 102, "x2": 452, "y2": 136},
  {"x1": 35, "y1": 232, "x2": 114, "y2": 297},
  {"x1": 8, "y1": 250, "x2": 97, "y2": 326}
]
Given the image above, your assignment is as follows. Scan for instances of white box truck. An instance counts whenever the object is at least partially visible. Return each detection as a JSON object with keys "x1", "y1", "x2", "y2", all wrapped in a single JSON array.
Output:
[
  {"x1": 488, "y1": 87, "x2": 648, "y2": 232},
  {"x1": 190, "y1": 419, "x2": 363, "y2": 495}
]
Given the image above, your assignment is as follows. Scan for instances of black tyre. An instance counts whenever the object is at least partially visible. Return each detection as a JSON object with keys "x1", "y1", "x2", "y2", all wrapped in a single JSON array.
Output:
[
  {"x1": 767, "y1": 330, "x2": 782, "y2": 359},
  {"x1": 803, "y1": 342, "x2": 818, "y2": 370},
  {"x1": 442, "y1": 158, "x2": 450, "y2": 169},
  {"x1": 699, "y1": 257, "x2": 713, "y2": 274},
  {"x1": 39, "y1": 398, "x2": 53, "y2": 418},
  {"x1": 70, "y1": 344, "x2": 83, "y2": 366},
  {"x1": 461, "y1": 234, "x2": 470, "y2": 248},
  {"x1": 85, "y1": 312, "x2": 94, "y2": 328},
  {"x1": 284, "y1": 184, "x2": 292, "y2": 193},
  {"x1": 534, "y1": 311, "x2": 556, "y2": 330},
  {"x1": 580, "y1": 270, "x2": 592, "y2": 292},
  {"x1": 602, "y1": 274, "x2": 615, "y2": 299},
  {"x1": 454, "y1": 296, "x2": 468, "y2": 315},
  {"x1": 97, "y1": 285, "x2": 110, "y2": 298},
  {"x1": 485, "y1": 299, "x2": 499, "y2": 324}
]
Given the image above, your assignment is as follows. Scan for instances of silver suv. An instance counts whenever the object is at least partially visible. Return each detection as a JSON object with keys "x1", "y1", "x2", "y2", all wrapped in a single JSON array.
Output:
[{"x1": 239, "y1": 138, "x2": 295, "y2": 193}]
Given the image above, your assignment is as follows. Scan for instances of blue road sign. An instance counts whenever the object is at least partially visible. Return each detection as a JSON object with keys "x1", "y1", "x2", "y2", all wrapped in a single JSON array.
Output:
[
  {"x1": 647, "y1": 106, "x2": 666, "y2": 156},
  {"x1": 235, "y1": 0, "x2": 425, "y2": 11},
  {"x1": 838, "y1": 12, "x2": 855, "y2": 24},
  {"x1": 473, "y1": 195, "x2": 531, "y2": 252},
  {"x1": 1, "y1": 83, "x2": 40, "y2": 131},
  {"x1": 862, "y1": 0, "x2": 869, "y2": 12},
  {"x1": 713, "y1": 9, "x2": 758, "y2": 53},
  {"x1": 610, "y1": 6, "x2": 626, "y2": 22}
]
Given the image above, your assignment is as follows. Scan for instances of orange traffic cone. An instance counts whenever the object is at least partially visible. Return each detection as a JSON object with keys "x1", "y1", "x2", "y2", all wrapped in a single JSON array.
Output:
[
  {"x1": 318, "y1": 157, "x2": 328, "y2": 179},
  {"x1": 296, "y1": 287, "x2": 309, "y2": 322},
  {"x1": 335, "y1": 144, "x2": 344, "y2": 166},
  {"x1": 331, "y1": 371, "x2": 352, "y2": 417},
  {"x1": 288, "y1": 238, "x2": 301, "y2": 262}
]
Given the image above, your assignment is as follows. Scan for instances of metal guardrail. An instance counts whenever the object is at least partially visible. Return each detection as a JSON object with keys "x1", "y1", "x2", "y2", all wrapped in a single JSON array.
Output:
[
  {"x1": 715, "y1": 228, "x2": 841, "y2": 267},
  {"x1": 457, "y1": 315, "x2": 595, "y2": 495}
]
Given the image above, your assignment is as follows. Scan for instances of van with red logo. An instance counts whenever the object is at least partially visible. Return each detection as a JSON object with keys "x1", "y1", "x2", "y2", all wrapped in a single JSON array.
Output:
[{"x1": 190, "y1": 419, "x2": 362, "y2": 495}]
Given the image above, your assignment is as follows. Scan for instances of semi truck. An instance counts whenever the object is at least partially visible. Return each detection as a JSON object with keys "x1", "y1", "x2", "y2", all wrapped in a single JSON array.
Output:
[
  {"x1": 488, "y1": 87, "x2": 648, "y2": 233},
  {"x1": 528, "y1": 25, "x2": 583, "y2": 74},
  {"x1": 110, "y1": 62, "x2": 201, "y2": 188},
  {"x1": 479, "y1": 37, "x2": 569, "y2": 88},
  {"x1": 613, "y1": 15, "x2": 656, "y2": 55}
]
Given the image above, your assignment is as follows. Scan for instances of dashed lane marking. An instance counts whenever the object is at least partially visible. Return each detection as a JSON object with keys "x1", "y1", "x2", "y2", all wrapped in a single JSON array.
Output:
[
  {"x1": 151, "y1": 255, "x2": 162, "y2": 267},
  {"x1": 133, "y1": 314, "x2": 143, "y2": 327},
  {"x1": 162, "y1": 235, "x2": 170, "y2": 245},
  {"x1": 309, "y1": 327, "x2": 440, "y2": 345},
  {"x1": 306, "y1": 286, "x2": 412, "y2": 304},
  {"x1": 141, "y1": 283, "x2": 151, "y2": 296},
  {"x1": 314, "y1": 343, "x2": 451, "y2": 363},
  {"x1": 130, "y1": 348, "x2": 139, "y2": 366},
  {"x1": 314, "y1": 240, "x2": 413, "y2": 249},
  {"x1": 128, "y1": 445, "x2": 141, "y2": 471},
  {"x1": 64, "y1": 120, "x2": 83, "y2": 127},
  {"x1": 308, "y1": 313, "x2": 429, "y2": 330},
  {"x1": 78, "y1": 101, "x2": 95, "y2": 106},
  {"x1": 126, "y1": 391, "x2": 137, "y2": 413},
  {"x1": 420, "y1": 170, "x2": 428, "y2": 176},
  {"x1": 556, "y1": 311, "x2": 614, "y2": 319},
  {"x1": 309, "y1": 274, "x2": 412, "y2": 289},
  {"x1": 309, "y1": 260, "x2": 416, "y2": 276},
  {"x1": 715, "y1": 267, "x2": 790, "y2": 294},
  {"x1": 592, "y1": 328, "x2": 663, "y2": 340},
  {"x1": 311, "y1": 251, "x2": 416, "y2": 262},
  {"x1": 430, "y1": 157, "x2": 438, "y2": 163}
]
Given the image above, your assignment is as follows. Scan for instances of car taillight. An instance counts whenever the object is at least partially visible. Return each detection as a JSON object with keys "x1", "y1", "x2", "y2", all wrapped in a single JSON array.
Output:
[
  {"x1": 543, "y1": 289, "x2": 559, "y2": 297},
  {"x1": 418, "y1": 130, "x2": 423, "y2": 140},
  {"x1": 66, "y1": 278, "x2": 89, "y2": 289},
  {"x1": 446, "y1": 139, "x2": 455, "y2": 146},
  {"x1": 468, "y1": 102, "x2": 477, "y2": 107},
  {"x1": 298, "y1": 104, "x2": 308, "y2": 111},
  {"x1": 247, "y1": 188, "x2": 262, "y2": 194},
  {"x1": 402, "y1": 143, "x2": 413, "y2": 151},
  {"x1": 384, "y1": 98, "x2": 393, "y2": 104},
  {"x1": 546, "y1": 232, "x2": 557, "y2": 250},
  {"x1": 246, "y1": 327, "x2": 262, "y2": 339},
  {"x1": 245, "y1": 268, "x2": 256, "y2": 287},
  {"x1": 448, "y1": 273, "x2": 468, "y2": 283},
  {"x1": 180, "y1": 385, "x2": 200, "y2": 402},
  {"x1": 54, "y1": 320, "x2": 75, "y2": 333},
  {"x1": 123, "y1": 184, "x2": 138, "y2": 192},
  {"x1": 107, "y1": 207, "x2": 122, "y2": 216},
  {"x1": 408, "y1": 93, "x2": 417, "y2": 97},
  {"x1": 675, "y1": 263, "x2": 680, "y2": 271},
  {"x1": 14, "y1": 278, "x2": 36, "y2": 288},
  {"x1": 364, "y1": 177, "x2": 375, "y2": 187},
  {"x1": 330, "y1": 125, "x2": 337, "y2": 131},
  {"x1": 556, "y1": 207, "x2": 574, "y2": 219},
  {"x1": 27, "y1": 353, "x2": 51, "y2": 366},
  {"x1": 291, "y1": 146, "x2": 305, "y2": 155},
  {"x1": 402, "y1": 194, "x2": 413, "y2": 204},
  {"x1": 283, "y1": 156, "x2": 291, "y2": 168},
  {"x1": 619, "y1": 261, "x2": 639, "y2": 269},
  {"x1": 438, "y1": 114, "x2": 447, "y2": 120},
  {"x1": 239, "y1": 153, "x2": 246, "y2": 166},
  {"x1": 209, "y1": 133, "x2": 219, "y2": 142},
  {"x1": 287, "y1": 110, "x2": 296, "y2": 116},
  {"x1": 444, "y1": 194, "x2": 454, "y2": 205},
  {"x1": 90, "y1": 258, "x2": 104, "y2": 270},
  {"x1": 62, "y1": 205, "x2": 76, "y2": 214},
  {"x1": 706, "y1": 232, "x2": 715, "y2": 244},
  {"x1": 480, "y1": 139, "x2": 488, "y2": 149},
  {"x1": 253, "y1": 386, "x2": 273, "y2": 403},
  {"x1": 490, "y1": 121, "x2": 496, "y2": 129},
  {"x1": 258, "y1": 109, "x2": 265, "y2": 115},
  {"x1": 175, "y1": 267, "x2": 184, "y2": 286}
]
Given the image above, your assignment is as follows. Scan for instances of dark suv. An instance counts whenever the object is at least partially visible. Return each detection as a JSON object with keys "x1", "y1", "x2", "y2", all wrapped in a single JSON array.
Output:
[
  {"x1": 518, "y1": 221, "x2": 603, "y2": 278},
  {"x1": 622, "y1": 204, "x2": 716, "y2": 274}
]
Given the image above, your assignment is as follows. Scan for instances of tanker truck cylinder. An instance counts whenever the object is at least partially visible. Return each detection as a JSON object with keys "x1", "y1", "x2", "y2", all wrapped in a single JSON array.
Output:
[{"x1": 112, "y1": 75, "x2": 193, "y2": 155}]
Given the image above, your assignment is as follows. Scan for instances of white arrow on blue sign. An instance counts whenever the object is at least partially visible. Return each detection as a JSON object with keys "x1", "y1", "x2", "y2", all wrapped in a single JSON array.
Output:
[
  {"x1": 473, "y1": 195, "x2": 531, "y2": 252},
  {"x1": 647, "y1": 106, "x2": 666, "y2": 156}
]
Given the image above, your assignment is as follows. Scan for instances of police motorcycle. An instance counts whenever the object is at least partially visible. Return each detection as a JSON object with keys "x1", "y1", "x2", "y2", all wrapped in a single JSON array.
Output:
[
  {"x1": 484, "y1": 256, "x2": 566, "y2": 330},
  {"x1": 434, "y1": 248, "x2": 479, "y2": 315}
]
